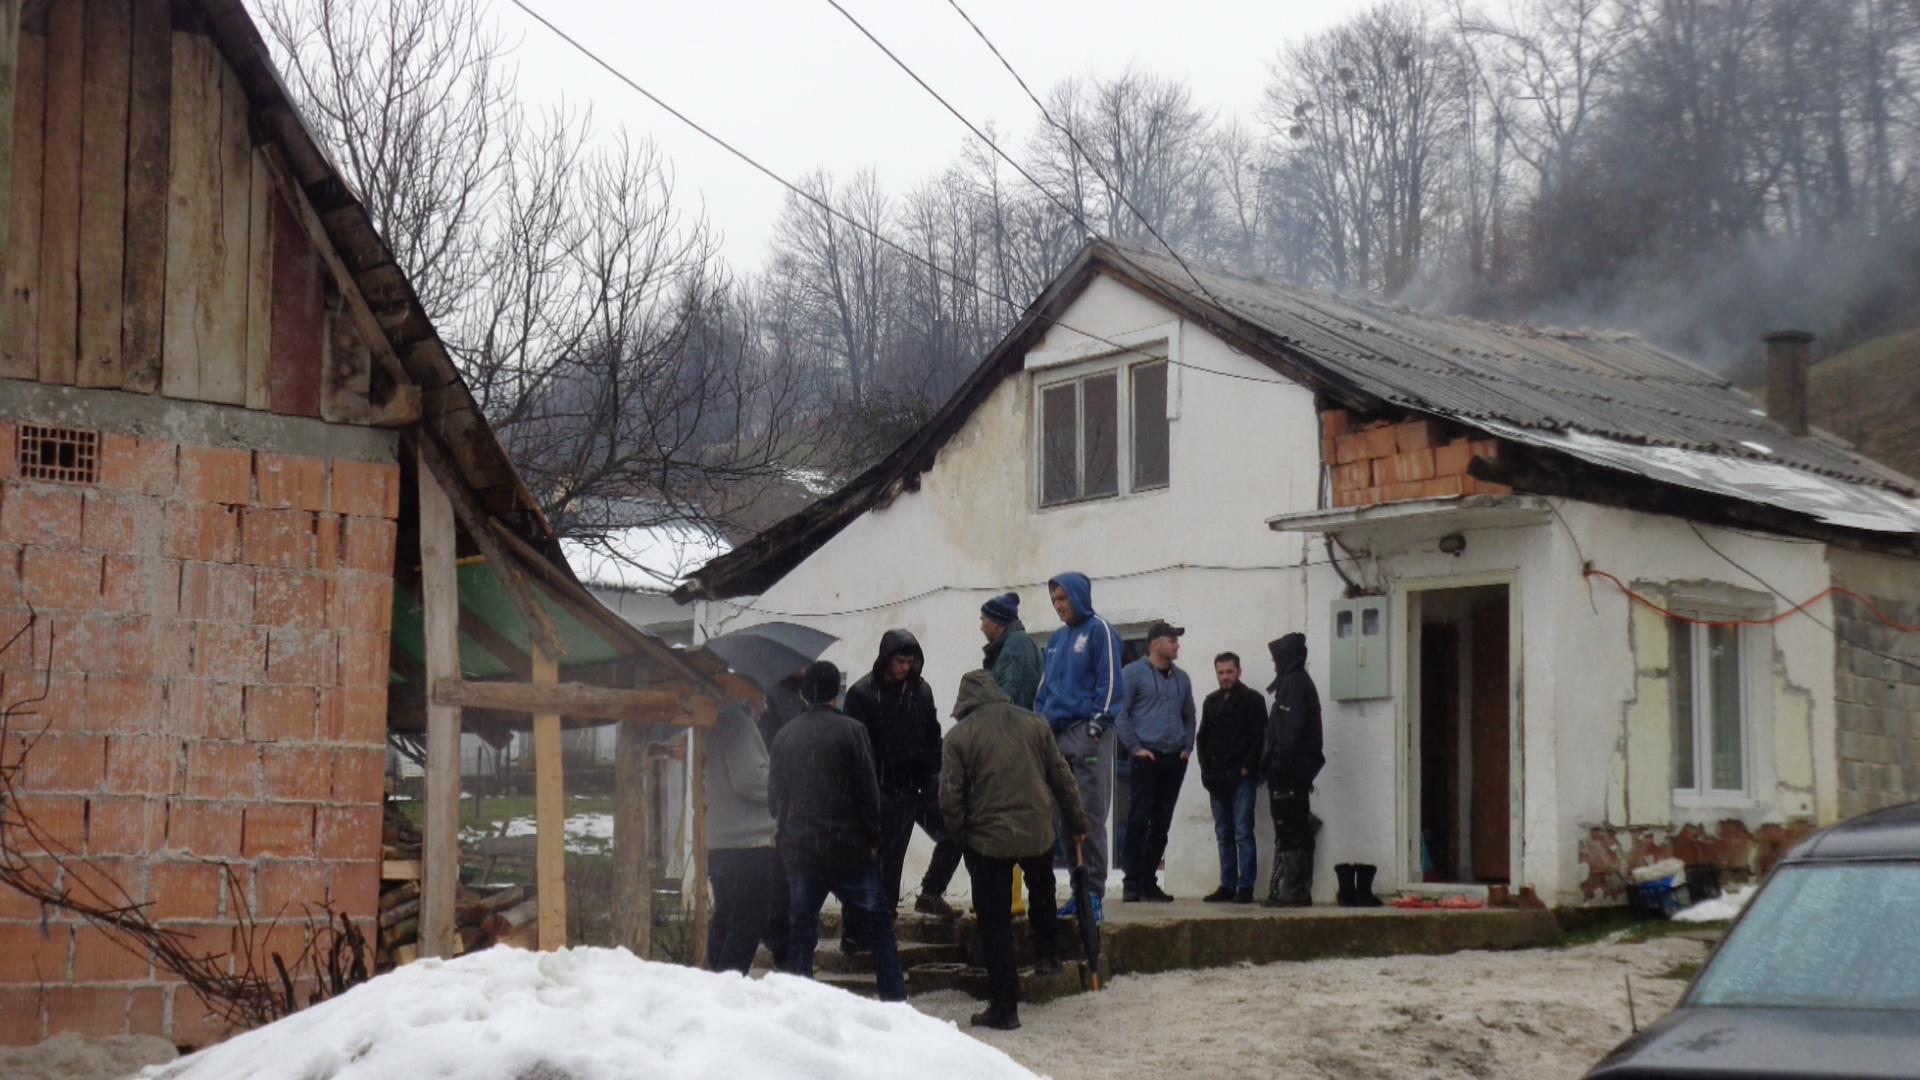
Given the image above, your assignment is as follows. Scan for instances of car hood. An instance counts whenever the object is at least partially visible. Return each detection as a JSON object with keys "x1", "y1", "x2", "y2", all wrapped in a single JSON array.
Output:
[{"x1": 1587, "y1": 1006, "x2": 1920, "y2": 1079}]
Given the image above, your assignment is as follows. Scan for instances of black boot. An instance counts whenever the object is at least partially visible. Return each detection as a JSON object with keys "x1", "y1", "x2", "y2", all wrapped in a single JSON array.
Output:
[
  {"x1": 1262, "y1": 855, "x2": 1288, "y2": 906},
  {"x1": 1280, "y1": 846, "x2": 1314, "y2": 907},
  {"x1": 1334, "y1": 863, "x2": 1358, "y2": 907},
  {"x1": 1353, "y1": 864, "x2": 1385, "y2": 907}
]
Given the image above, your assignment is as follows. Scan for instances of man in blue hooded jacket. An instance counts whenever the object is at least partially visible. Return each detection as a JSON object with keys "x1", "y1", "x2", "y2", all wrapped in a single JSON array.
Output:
[{"x1": 1033, "y1": 572, "x2": 1123, "y2": 918}]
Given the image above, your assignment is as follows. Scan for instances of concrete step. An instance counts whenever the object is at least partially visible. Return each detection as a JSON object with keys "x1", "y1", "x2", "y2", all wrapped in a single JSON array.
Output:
[
  {"x1": 817, "y1": 961, "x2": 1089, "y2": 1003},
  {"x1": 811, "y1": 939, "x2": 968, "y2": 974}
]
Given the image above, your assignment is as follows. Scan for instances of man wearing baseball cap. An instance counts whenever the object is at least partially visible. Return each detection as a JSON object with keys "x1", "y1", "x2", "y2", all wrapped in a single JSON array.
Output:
[{"x1": 1116, "y1": 621, "x2": 1196, "y2": 903}]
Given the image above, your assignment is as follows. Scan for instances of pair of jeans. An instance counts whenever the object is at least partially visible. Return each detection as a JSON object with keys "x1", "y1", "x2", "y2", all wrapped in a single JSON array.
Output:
[
  {"x1": 787, "y1": 864, "x2": 906, "y2": 1001},
  {"x1": 1209, "y1": 776, "x2": 1259, "y2": 891},
  {"x1": 1054, "y1": 720, "x2": 1114, "y2": 896},
  {"x1": 917, "y1": 797, "x2": 963, "y2": 897},
  {"x1": 964, "y1": 848, "x2": 1059, "y2": 1012},
  {"x1": 1124, "y1": 751, "x2": 1187, "y2": 889},
  {"x1": 706, "y1": 847, "x2": 787, "y2": 974},
  {"x1": 877, "y1": 791, "x2": 927, "y2": 913}
]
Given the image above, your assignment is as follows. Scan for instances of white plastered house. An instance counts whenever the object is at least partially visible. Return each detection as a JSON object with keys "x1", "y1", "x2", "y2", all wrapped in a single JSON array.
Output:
[{"x1": 677, "y1": 241, "x2": 1920, "y2": 906}]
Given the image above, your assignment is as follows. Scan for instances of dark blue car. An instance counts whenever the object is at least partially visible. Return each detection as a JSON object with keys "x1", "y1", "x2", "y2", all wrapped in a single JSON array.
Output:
[{"x1": 1585, "y1": 801, "x2": 1920, "y2": 1078}]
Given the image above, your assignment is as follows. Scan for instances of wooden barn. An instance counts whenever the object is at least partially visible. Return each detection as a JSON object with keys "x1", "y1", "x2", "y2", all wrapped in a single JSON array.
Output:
[{"x1": 0, "y1": 0, "x2": 737, "y2": 1048}]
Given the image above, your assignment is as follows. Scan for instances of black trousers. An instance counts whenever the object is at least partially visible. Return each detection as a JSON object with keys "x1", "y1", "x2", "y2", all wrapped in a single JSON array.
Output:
[
  {"x1": 965, "y1": 848, "x2": 1059, "y2": 1012},
  {"x1": 918, "y1": 797, "x2": 963, "y2": 897},
  {"x1": 1124, "y1": 752, "x2": 1188, "y2": 887},
  {"x1": 706, "y1": 847, "x2": 789, "y2": 974},
  {"x1": 1271, "y1": 787, "x2": 1314, "y2": 852}
]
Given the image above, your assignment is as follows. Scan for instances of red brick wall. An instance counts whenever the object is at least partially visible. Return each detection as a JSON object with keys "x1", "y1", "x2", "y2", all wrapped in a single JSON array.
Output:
[{"x1": 0, "y1": 424, "x2": 397, "y2": 1046}]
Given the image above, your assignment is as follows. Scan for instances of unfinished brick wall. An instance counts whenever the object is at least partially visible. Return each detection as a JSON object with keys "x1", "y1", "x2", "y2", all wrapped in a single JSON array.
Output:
[
  {"x1": 1577, "y1": 819, "x2": 1817, "y2": 903},
  {"x1": 1321, "y1": 410, "x2": 1513, "y2": 508},
  {"x1": 0, "y1": 423, "x2": 397, "y2": 1046},
  {"x1": 1832, "y1": 590, "x2": 1920, "y2": 819}
]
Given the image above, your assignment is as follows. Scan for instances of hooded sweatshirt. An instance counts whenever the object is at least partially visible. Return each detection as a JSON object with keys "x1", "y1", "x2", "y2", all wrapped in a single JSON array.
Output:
[
  {"x1": 1033, "y1": 573, "x2": 1125, "y2": 735},
  {"x1": 704, "y1": 704, "x2": 776, "y2": 850},
  {"x1": 1262, "y1": 633, "x2": 1326, "y2": 792},
  {"x1": 939, "y1": 670, "x2": 1090, "y2": 860},
  {"x1": 842, "y1": 629, "x2": 943, "y2": 797}
]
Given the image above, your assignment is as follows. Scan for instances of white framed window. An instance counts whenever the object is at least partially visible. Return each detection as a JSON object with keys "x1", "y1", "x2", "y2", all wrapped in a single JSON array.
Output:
[
  {"x1": 1037, "y1": 357, "x2": 1169, "y2": 507},
  {"x1": 1670, "y1": 620, "x2": 1749, "y2": 797}
]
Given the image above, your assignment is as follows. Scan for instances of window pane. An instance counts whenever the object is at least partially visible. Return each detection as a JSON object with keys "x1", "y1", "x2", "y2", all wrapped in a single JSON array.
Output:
[
  {"x1": 1671, "y1": 623, "x2": 1695, "y2": 790},
  {"x1": 1083, "y1": 373, "x2": 1119, "y2": 498},
  {"x1": 1131, "y1": 362, "x2": 1169, "y2": 489},
  {"x1": 1041, "y1": 384, "x2": 1078, "y2": 505},
  {"x1": 1708, "y1": 624, "x2": 1743, "y2": 791}
]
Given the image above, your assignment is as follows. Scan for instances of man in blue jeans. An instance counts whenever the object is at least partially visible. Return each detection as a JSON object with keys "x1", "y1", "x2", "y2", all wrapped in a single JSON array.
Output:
[
  {"x1": 1196, "y1": 652, "x2": 1266, "y2": 903},
  {"x1": 767, "y1": 661, "x2": 906, "y2": 1000}
]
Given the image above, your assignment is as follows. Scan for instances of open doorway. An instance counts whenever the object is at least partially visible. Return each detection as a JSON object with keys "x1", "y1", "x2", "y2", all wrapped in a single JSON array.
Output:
[{"x1": 1412, "y1": 585, "x2": 1511, "y2": 884}]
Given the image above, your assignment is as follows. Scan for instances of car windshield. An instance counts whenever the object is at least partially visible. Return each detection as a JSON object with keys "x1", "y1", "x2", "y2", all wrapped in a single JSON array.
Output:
[{"x1": 1689, "y1": 863, "x2": 1920, "y2": 1010}]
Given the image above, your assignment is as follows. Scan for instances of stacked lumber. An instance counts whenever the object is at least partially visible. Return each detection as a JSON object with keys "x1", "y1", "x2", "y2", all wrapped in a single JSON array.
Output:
[
  {"x1": 1322, "y1": 410, "x2": 1513, "y2": 508},
  {"x1": 375, "y1": 801, "x2": 540, "y2": 968}
]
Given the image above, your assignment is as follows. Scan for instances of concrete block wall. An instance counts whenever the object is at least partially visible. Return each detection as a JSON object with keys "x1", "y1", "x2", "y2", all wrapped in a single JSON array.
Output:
[
  {"x1": 0, "y1": 423, "x2": 397, "y2": 1046},
  {"x1": 1832, "y1": 590, "x2": 1920, "y2": 819}
]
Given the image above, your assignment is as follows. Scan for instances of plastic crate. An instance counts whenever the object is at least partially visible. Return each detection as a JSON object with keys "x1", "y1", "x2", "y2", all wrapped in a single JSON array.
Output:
[{"x1": 1628, "y1": 879, "x2": 1686, "y2": 920}]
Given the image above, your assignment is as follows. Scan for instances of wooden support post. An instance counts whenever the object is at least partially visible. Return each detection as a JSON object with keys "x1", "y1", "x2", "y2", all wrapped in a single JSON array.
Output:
[
  {"x1": 417, "y1": 444, "x2": 462, "y2": 960},
  {"x1": 689, "y1": 726, "x2": 710, "y2": 970},
  {"x1": 0, "y1": 0, "x2": 19, "y2": 352},
  {"x1": 613, "y1": 716, "x2": 651, "y2": 958},
  {"x1": 531, "y1": 646, "x2": 566, "y2": 951}
]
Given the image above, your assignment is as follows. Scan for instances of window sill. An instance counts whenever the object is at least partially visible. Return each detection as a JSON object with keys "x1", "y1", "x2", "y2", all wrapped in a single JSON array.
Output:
[
  {"x1": 1035, "y1": 487, "x2": 1170, "y2": 514},
  {"x1": 1671, "y1": 792, "x2": 1761, "y2": 815}
]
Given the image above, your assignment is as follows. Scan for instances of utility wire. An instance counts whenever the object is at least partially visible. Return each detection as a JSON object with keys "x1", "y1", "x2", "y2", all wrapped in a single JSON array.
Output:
[
  {"x1": 940, "y1": 0, "x2": 1227, "y2": 310},
  {"x1": 505, "y1": 0, "x2": 1284, "y2": 386}
]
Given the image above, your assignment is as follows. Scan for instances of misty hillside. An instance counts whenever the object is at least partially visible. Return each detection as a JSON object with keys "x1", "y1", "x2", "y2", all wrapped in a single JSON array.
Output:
[{"x1": 1805, "y1": 330, "x2": 1920, "y2": 483}]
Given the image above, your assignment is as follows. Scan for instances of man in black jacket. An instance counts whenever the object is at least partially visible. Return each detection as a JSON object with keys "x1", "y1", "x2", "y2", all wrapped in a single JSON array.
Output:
[
  {"x1": 842, "y1": 630, "x2": 943, "y2": 924},
  {"x1": 1262, "y1": 633, "x2": 1325, "y2": 907},
  {"x1": 768, "y1": 661, "x2": 905, "y2": 1000},
  {"x1": 1197, "y1": 652, "x2": 1266, "y2": 903}
]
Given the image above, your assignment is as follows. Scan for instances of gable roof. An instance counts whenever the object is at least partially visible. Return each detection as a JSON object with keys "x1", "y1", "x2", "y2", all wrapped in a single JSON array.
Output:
[{"x1": 679, "y1": 239, "x2": 1920, "y2": 601}]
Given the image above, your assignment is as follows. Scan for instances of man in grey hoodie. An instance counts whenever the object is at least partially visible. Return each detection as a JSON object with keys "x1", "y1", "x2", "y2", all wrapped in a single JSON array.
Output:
[
  {"x1": 1116, "y1": 622, "x2": 1196, "y2": 903},
  {"x1": 703, "y1": 702, "x2": 788, "y2": 974}
]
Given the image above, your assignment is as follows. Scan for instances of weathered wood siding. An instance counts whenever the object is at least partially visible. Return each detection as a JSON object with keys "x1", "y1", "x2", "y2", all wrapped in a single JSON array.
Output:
[{"x1": 1, "y1": 3, "x2": 369, "y2": 418}]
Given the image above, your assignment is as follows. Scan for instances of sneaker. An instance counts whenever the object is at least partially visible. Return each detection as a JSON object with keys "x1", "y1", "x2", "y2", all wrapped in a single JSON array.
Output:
[
  {"x1": 914, "y1": 893, "x2": 959, "y2": 919},
  {"x1": 1032, "y1": 957, "x2": 1064, "y2": 977},
  {"x1": 970, "y1": 1008, "x2": 1021, "y2": 1031},
  {"x1": 1058, "y1": 897, "x2": 1078, "y2": 919},
  {"x1": 1233, "y1": 888, "x2": 1255, "y2": 904},
  {"x1": 1121, "y1": 885, "x2": 1146, "y2": 903},
  {"x1": 1202, "y1": 886, "x2": 1235, "y2": 903}
]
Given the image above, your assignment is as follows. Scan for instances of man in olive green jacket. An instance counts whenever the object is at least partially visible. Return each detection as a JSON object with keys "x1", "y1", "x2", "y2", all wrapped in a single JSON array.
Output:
[{"x1": 939, "y1": 669, "x2": 1089, "y2": 1030}]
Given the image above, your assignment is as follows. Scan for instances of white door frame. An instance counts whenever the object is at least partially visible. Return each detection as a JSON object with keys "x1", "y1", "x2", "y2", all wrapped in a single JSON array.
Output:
[{"x1": 1392, "y1": 571, "x2": 1524, "y2": 892}]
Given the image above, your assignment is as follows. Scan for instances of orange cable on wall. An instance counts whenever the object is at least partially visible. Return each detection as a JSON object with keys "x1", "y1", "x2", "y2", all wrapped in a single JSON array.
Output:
[{"x1": 1582, "y1": 567, "x2": 1920, "y2": 634}]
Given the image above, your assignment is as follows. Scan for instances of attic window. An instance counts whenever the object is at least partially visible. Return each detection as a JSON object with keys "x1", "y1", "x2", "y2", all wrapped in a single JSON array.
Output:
[{"x1": 16, "y1": 425, "x2": 99, "y2": 484}]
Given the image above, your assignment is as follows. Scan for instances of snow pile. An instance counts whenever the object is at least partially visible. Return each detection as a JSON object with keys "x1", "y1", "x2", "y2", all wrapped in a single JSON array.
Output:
[
  {"x1": 481, "y1": 812, "x2": 615, "y2": 855},
  {"x1": 1673, "y1": 885, "x2": 1756, "y2": 923},
  {"x1": 139, "y1": 947, "x2": 1042, "y2": 1080},
  {"x1": 561, "y1": 524, "x2": 731, "y2": 592}
]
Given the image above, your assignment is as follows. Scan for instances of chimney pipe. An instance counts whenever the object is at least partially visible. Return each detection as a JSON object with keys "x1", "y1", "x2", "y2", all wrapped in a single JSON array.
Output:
[{"x1": 1763, "y1": 329, "x2": 1814, "y2": 436}]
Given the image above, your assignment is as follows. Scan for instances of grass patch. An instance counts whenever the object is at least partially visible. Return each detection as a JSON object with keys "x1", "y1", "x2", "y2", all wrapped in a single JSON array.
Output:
[
  {"x1": 1654, "y1": 960, "x2": 1703, "y2": 983},
  {"x1": 1554, "y1": 911, "x2": 1728, "y2": 949},
  {"x1": 395, "y1": 794, "x2": 615, "y2": 833}
]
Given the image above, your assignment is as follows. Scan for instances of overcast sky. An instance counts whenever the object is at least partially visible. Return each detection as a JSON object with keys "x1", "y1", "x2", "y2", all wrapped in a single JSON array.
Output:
[{"x1": 502, "y1": 0, "x2": 1376, "y2": 262}]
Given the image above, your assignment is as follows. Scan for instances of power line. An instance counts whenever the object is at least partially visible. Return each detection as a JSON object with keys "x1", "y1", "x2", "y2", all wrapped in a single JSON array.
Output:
[
  {"x1": 939, "y1": 0, "x2": 1227, "y2": 310},
  {"x1": 503, "y1": 0, "x2": 1285, "y2": 387}
]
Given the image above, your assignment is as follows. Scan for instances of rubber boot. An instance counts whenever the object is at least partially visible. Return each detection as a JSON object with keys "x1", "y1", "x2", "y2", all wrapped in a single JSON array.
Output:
[
  {"x1": 1353, "y1": 864, "x2": 1385, "y2": 908},
  {"x1": 1280, "y1": 845, "x2": 1314, "y2": 907},
  {"x1": 1334, "y1": 863, "x2": 1358, "y2": 907}
]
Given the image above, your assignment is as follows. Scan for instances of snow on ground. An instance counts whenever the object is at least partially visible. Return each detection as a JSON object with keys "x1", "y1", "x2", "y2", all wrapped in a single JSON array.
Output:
[
  {"x1": 917, "y1": 935, "x2": 1712, "y2": 1080},
  {"x1": 1672, "y1": 885, "x2": 1756, "y2": 923},
  {"x1": 141, "y1": 947, "x2": 1040, "y2": 1080},
  {"x1": 460, "y1": 812, "x2": 617, "y2": 856},
  {"x1": 561, "y1": 524, "x2": 731, "y2": 592}
]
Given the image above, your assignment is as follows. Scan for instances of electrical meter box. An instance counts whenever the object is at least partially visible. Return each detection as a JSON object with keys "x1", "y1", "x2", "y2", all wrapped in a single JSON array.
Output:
[{"x1": 1329, "y1": 596, "x2": 1390, "y2": 700}]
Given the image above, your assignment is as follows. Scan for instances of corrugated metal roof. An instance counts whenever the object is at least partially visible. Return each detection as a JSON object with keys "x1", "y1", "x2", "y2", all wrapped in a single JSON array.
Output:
[{"x1": 1110, "y1": 244, "x2": 1911, "y2": 492}]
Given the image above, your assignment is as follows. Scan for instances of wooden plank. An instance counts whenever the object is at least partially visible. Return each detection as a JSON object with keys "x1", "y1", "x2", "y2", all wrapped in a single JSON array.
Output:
[
  {"x1": 75, "y1": 0, "x2": 129, "y2": 389},
  {"x1": 0, "y1": 1, "x2": 19, "y2": 361},
  {"x1": 1, "y1": 24, "x2": 40, "y2": 379},
  {"x1": 531, "y1": 647, "x2": 566, "y2": 951},
  {"x1": 321, "y1": 310, "x2": 370, "y2": 422},
  {"x1": 419, "y1": 445, "x2": 463, "y2": 961},
  {"x1": 119, "y1": 0, "x2": 167, "y2": 393},
  {"x1": 33, "y1": 0, "x2": 77, "y2": 385},
  {"x1": 612, "y1": 715, "x2": 651, "y2": 956},
  {"x1": 265, "y1": 179, "x2": 321, "y2": 415},
  {"x1": 160, "y1": 29, "x2": 211, "y2": 399},
  {"x1": 243, "y1": 147, "x2": 271, "y2": 409},
  {"x1": 689, "y1": 725, "x2": 709, "y2": 969},
  {"x1": 431, "y1": 677, "x2": 709, "y2": 726},
  {"x1": 380, "y1": 859, "x2": 421, "y2": 882},
  {"x1": 200, "y1": 49, "x2": 249, "y2": 404}
]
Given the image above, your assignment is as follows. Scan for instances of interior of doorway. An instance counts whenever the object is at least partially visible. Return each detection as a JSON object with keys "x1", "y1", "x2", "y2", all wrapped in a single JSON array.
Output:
[{"x1": 1412, "y1": 584, "x2": 1511, "y2": 885}]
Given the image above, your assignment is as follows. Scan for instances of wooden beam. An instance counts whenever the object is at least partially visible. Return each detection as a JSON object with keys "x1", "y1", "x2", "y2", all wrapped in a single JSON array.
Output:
[
  {"x1": 431, "y1": 677, "x2": 712, "y2": 727},
  {"x1": 414, "y1": 434, "x2": 566, "y2": 664},
  {"x1": 612, "y1": 714, "x2": 650, "y2": 957},
  {"x1": 0, "y1": 0, "x2": 20, "y2": 356},
  {"x1": 531, "y1": 646, "x2": 566, "y2": 951},
  {"x1": 418, "y1": 444, "x2": 463, "y2": 961},
  {"x1": 689, "y1": 726, "x2": 709, "y2": 969}
]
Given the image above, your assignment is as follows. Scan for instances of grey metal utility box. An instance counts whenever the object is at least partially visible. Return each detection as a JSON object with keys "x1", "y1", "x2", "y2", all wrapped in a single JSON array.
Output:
[{"x1": 1329, "y1": 596, "x2": 1390, "y2": 700}]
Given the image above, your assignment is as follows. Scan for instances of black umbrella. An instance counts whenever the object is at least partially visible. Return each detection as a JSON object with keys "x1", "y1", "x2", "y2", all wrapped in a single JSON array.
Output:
[
  {"x1": 701, "y1": 622, "x2": 838, "y2": 692},
  {"x1": 1070, "y1": 839, "x2": 1103, "y2": 991}
]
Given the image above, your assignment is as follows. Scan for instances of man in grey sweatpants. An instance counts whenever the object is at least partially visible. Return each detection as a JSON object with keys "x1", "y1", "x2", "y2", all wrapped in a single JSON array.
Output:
[{"x1": 1033, "y1": 572, "x2": 1124, "y2": 920}]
